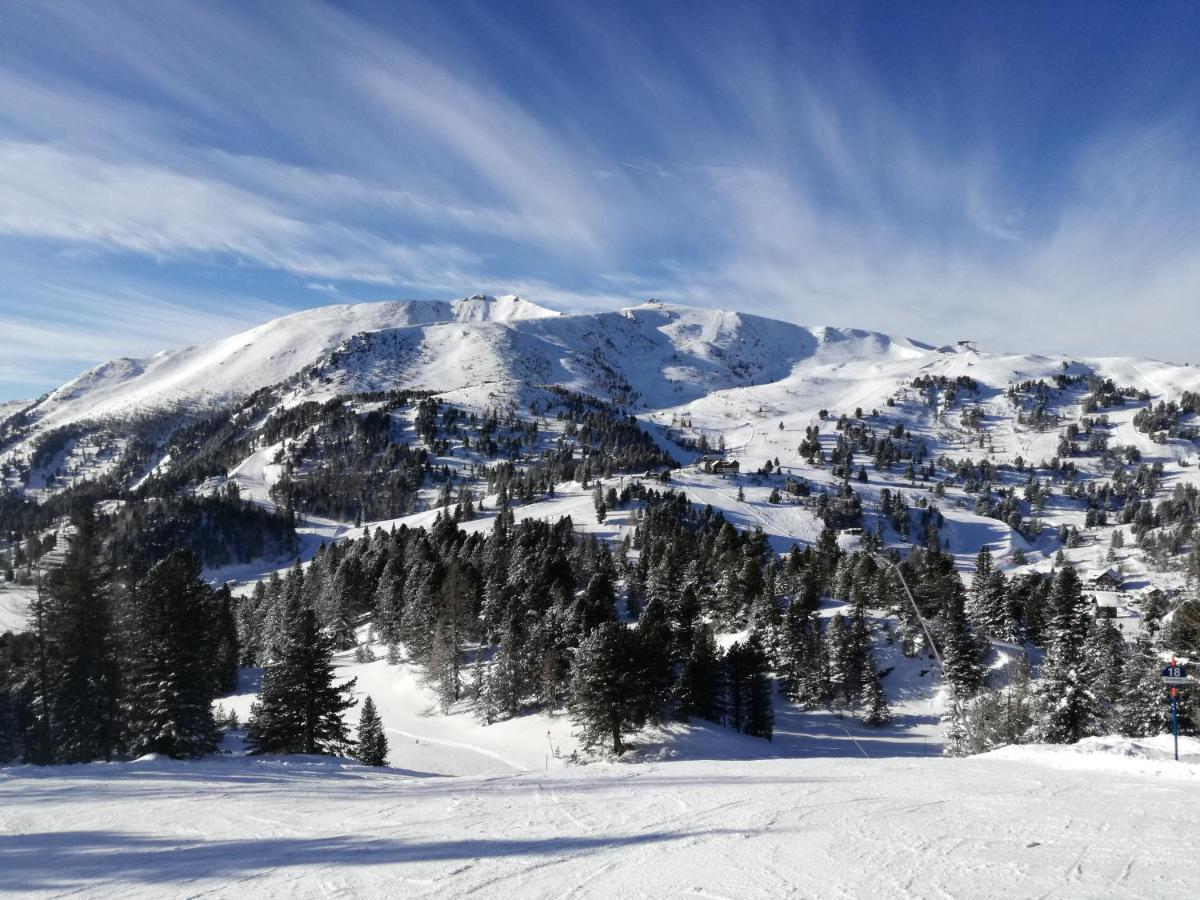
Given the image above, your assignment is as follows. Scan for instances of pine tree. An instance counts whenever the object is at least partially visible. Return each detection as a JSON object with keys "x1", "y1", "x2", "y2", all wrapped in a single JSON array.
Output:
[
  {"x1": 328, "y1": 558, "x2": 360, "y2": 650},
  {"x1": 634, "y1": 597, "x2": 674, "y2": 722},
  {"x1": 354, "y1": 696, "x2": 388, "y2": 766},
  {"x1": 38, "y1": 507, "x2": 119, "y2": 763},
  {"x1": 1035, "y1": 566, "x2": 1101, "y2": 743},
  {"x1": 938, "y1": 579, "x2": 984, "y2": 701},
  {"x1": 246, "y1": 609, "x2": 358, "y2": 755},
  {"x1": 575, "y1": 573, "x2": 617, "y2": 636},
  {"x1": 724, "y1": 636, "x2": 773, "y2": 739},
  {"x1": 481, "y1": 617, "x2": 521, "y2": 722},
  {"x1": 787, "y1": 608, "x2": 830, "y2": 709},
  {"x1": 121, "y1": 550, "x2": 220, "y2": 758},
  {"x1": 860, "y1": 666, "x2": 892, "y2": 727},
  {"x1": 1084, "y1": 616, "x2": 1125, "y2": 730},
  {"x1": 824, "y1": 613, "x2": 852, "y2": 710},
  {"x1": 969, "y1": 547, "x2": 994, "y2": 614},
  {"x1": 569, "y1": 622, "x2": 648, "y2": 754},
  {"x1": 212, "y1": 585, "x2": 240, "y2": 696},
  {"x1": 677, "y1": 623, "x2": 724, "y2": 724},
  {"x1": 429, "y1": 621, "x2": 461, "y2": 713},
  {"x1": 1118, "y1": 639, "x2": 1173, "y2": 737},
  {"x1": 748, "y1": 578, "x2": 785, "y2": 670},
  {"x1": 976, "y1": 569, "x2": 1014, "y2": 642},
  {"x1": 372, "y1": 557, "x2": 405, "y2": 646},
  {"x1": 400, "y1": 567, "x2": 437, "y2": 663}
]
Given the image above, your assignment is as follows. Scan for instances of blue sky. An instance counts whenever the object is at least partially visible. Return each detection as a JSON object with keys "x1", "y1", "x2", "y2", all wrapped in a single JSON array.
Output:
[{"x1": 2, "y1": 1, "x2": 1199, "y2": 400}]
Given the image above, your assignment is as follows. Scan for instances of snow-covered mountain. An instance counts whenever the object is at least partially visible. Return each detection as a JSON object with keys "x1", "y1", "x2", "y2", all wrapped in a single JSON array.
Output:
[
  {"x1": 16, "y1": 295, "x2": 560, "y2": 430},
  {"x1": 4, "y1": 294, "x2": 1200, "y2": 517},
  {"x1": 13, "y1": 295, "x2": 1200, "y2": 439}
]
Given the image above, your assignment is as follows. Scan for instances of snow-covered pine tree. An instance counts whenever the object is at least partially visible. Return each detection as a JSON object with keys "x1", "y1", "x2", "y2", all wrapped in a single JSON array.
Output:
[
  {"x1": 824, "y1": 613, "x2": 851, "y2": 710},
  {"x1": 400, "y1": 565, "x2": 438, "y2": 663},
  {"x1": 968, "y1": 546, "x2": 994, "y2": 619},
  {"x1": 937, "y1": 576, "x2": 985, "y2": 701},
  {"x1": 748, "y1": 574, "x2": 785, "y2": 670},
  {"x1": 429, "y1": 621, "x2": 461, "y2": 713},
  {"x1": 481, "y1": 616, "x2": 521, "y2": 722},
  {"x1": 246, "y1": 608, "x2": 357, "y2": 755},
  {"x1": 1118, "y1": 638, "x2": 1173, "y2": 737},
  {"x1": 371, "y1": 557, "x2": 405, "y2": 646},
  {"x1": 981, "y1": 569, "x2": 1015, "y2": 642},
  {"x1": 1084, "y1": 616, "x2": 1126, "y2": 731},
  {"x1": 354, "y1": 696, "x2": 388, "y2": 766},
  {"x1": 1034, "y1": 566, "x2": 1101, "y2": 743},
  {"x1": 787, "y1": 607, "x2": 830, "y2": 709},
  {"x1": 328, "y1": 556, "x2": 361, "y2": 650},
  {"x1": 121, "y1": 550, "x2": 220, "y2": 758},
  {"x1": 575, "y1": 572, "x2": 618, "y2": 636}
]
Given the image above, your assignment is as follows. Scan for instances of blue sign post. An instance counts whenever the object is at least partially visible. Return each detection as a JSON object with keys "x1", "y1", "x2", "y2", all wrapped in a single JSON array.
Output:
[{"x1": 1161, "y1": 659, "x2": 1189, "y2": 762}]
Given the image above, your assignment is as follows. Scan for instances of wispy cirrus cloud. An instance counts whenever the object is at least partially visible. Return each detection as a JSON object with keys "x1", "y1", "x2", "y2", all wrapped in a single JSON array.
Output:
[{"x1": 0, "y1": 0, "x2": 1198, "y2": 401}]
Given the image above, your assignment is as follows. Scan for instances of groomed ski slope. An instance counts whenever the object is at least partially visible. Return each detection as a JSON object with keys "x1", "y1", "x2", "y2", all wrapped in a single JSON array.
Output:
[{"x1": 3, "y1": 737, "x2": 1198, "y2": 899}]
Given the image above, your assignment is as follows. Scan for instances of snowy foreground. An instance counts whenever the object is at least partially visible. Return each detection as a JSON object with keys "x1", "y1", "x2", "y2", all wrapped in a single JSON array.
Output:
[{"x1": 3, "y1": 737, "x2": 1199, "y2": 899}]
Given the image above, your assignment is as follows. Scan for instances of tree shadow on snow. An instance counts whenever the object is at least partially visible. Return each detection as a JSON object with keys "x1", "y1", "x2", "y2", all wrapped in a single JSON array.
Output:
[{"x1": 0, "y1": 828, "x2": 750, "y2": 891}]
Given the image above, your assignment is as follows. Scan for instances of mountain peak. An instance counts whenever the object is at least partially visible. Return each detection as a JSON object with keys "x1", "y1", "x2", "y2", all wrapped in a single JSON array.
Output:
[{"x1": 449, "y1": 294, "x2": 560, "y2": 322}]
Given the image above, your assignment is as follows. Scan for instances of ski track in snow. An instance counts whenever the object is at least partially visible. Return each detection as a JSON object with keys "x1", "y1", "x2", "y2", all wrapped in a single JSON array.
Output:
[{"x1": 3, "y1": 745, "x2": 1199, "y2": 898}]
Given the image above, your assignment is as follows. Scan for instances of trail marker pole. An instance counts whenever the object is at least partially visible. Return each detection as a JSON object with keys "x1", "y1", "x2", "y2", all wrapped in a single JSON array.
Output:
[
  {"x1": 1172, "y1": 687, "x2": 1179, "y2": 763},
  {"x1": 1161, "y1": 657, "x2": 1189, "y2": 762}
]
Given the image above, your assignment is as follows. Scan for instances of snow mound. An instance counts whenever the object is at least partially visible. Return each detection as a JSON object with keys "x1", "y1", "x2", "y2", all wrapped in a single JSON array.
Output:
[{"x1": 985, "y1": 734, "x2": 1200, "y2": 776}]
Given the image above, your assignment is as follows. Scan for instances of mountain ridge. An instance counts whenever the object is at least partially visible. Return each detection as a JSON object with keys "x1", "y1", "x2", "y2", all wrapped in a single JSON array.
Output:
[{"x1": 17, "y1": 293, "x2": 1193, "y2": 438}]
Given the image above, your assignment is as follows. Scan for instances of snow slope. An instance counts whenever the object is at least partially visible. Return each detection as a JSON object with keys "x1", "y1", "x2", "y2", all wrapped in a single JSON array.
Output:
[
  {"x1": 4, "y1": 742, "x2": 1199, "y2": 898},
  {"x1": 0, "y1": 582, "x2": 31, "y2": 634}
]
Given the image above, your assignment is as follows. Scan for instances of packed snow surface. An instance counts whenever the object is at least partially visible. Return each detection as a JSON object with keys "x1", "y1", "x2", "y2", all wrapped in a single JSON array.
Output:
[{"x1": 3, "y1": 740, "x2": 1199, "y2": 898}]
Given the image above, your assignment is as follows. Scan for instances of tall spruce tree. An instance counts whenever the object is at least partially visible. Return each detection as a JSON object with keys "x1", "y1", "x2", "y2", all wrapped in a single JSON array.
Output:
[
  {"x1": 354, "y1": 695, "x2": 389, "y2": 766},
  {"x1": 968, "y1": 546, "x2": 994, "y2": 617},
  {"x1": 860, "y1": 666, "x2": 892, "y2": 727},
  {"x1": 569, "y1": 622, "x2": 649, "y2": 754},
  {"x1": 121, "y1": 550, "x2": 220, "y2": 758},
  {"x1": 1118, "y1": 639, "x2": 1173, "y2": 737},
  {"x1": 1084, "y1": 616, "x2": 1126, "y2": 731},
  {"x1": 212, "y1": 585, "x2": 240, "y2": 696},
  {"x1": 677, "y1": 623, "x2": 724, "y2": 724},
  {"x1": 246, "y1": 608, "x2": 357, "y2": 755},
  {"x1": 1035, "y1": 566, "x2": 1101, "y2": 743},
  {"x1": 937, "y1": 578, "x2": 984, "y2": 701},
  {"x1": 38, "y1": 507, "x2": 119, "y2": 763},
  {"x1": 724, "y1": 635, "x2": 774, "y2": 740}
]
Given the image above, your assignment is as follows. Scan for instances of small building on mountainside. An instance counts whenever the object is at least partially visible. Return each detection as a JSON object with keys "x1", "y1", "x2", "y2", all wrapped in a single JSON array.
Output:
[{"x1": 1090, "y1": 568, "x2": 1123, "y2": 591}]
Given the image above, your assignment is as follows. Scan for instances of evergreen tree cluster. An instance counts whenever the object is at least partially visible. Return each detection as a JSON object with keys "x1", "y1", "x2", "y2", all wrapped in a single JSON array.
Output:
[
  {"x1": 959, "y1": 563, "x2": 1198, "y2": 753},
  {"x1": 0, "y1": 509, "x2": 240, "y2": 763}
]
